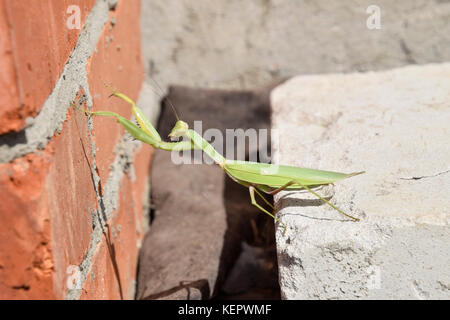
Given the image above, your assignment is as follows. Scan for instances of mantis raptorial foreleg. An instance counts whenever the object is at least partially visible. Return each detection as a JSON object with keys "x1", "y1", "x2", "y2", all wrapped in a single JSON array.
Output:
[
  {"x1": 252, "y1": 186, "x2": 275, "y2": 210},
  {"x1": 249, "y1": 186, "x2": 287, "y2": 235},
  {"x1": 101, "y1": 81, "x2": 162, "y2": 141},
  {"x1": 88, "y1": 110, "x2": 197, "y2": 152}
]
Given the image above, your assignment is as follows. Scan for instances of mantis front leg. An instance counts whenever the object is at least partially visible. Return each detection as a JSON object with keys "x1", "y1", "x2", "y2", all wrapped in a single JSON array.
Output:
[
  {"x1": 96, "y1": 83, "x2": 201, "y2": 153},
  {"x1": 89, "y1": 110, "x2": 197, "y2": 152},
  {"x1": 249, "y1": 186, "x2": 287, "y2": 235},
  {"x1": 102, "y1": 81, "x2": 162, "y2": 141}
]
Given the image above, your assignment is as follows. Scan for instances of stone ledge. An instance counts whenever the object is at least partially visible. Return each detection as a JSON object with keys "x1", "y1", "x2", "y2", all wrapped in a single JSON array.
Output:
[{"x1": 271, "y1": 63, "x2": 450, "y2": 299}]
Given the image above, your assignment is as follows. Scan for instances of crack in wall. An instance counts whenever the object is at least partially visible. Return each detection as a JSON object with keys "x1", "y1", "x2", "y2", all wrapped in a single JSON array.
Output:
[
  {"x1": 66, "y1": 135, "x2": 142, "y2": 300},
  {"x1": 66, "y1": 70, "x2": 160, "y2": 303},
  {"x1": 61, "y1": 0, "x2": 144, "y2": 299},
  {"x1": 400, "y1": 169, "x2": 450, "y2": 181},
  {"x1": 73, "y1": 82, "x2": 159, "y2": 300}
]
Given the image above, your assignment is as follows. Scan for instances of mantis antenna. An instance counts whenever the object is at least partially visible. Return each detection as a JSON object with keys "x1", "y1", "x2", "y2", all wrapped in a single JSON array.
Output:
[{"x1": 148, "y1": 77, "x2": 180, "y2": 121}]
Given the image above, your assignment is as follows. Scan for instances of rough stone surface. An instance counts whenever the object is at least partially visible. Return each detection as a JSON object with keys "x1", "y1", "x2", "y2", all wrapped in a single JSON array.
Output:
[
  {"x1": 136, "y1": 84, "x2": 280, "y2": 300},
  {"x1": 271, "y1": 63, "x2": 450, "y2": 299},
  {"x1": 141, "y1": 0, "x2": 450, "y2": 90}
]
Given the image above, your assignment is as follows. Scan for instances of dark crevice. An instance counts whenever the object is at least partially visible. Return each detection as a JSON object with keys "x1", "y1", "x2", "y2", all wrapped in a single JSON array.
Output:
[
  {"x1": 12, "y1": 285, "x2": 30, "y2": 291},
  {"x1": 73, "y1": 98, "x2": 123, "y2": 300},
  {"x1": 400, "y1": 39, "x2": 417, "y2": 64},
  {"x1": 0, "y1": 129, "x2": 28, "y2": 147},
  {"x1": 400, "y1": 169, "x2": 450, "y2": 181}
]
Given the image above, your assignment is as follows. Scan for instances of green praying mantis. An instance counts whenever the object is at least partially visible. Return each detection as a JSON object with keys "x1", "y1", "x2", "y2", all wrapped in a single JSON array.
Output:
[{"x1": 87, "y1": 84, "x2": 364, "y2": 235}]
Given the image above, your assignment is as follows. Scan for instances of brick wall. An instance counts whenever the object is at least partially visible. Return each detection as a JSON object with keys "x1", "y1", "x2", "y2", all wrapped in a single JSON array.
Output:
[{"x1": 0, "y1": 0, "x2": 151, "y2": 299}]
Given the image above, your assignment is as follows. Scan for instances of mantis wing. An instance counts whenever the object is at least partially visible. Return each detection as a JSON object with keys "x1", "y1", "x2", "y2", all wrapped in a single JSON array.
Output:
[{"x1": 224, "y1": 160, "x2": 363, "y2": 188}]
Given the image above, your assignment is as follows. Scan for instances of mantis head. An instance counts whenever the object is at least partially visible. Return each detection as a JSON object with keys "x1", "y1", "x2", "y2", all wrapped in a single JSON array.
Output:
[{"x1": 168, "y1": 120, "x2": 189, "y2": 140}]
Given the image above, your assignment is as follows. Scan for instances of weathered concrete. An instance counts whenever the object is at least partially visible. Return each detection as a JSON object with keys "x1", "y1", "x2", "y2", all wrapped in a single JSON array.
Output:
[
  {"x1": 271, "y1": 63, "x2": 450, "y2": 299},
  {"x1": 141, "y1": 0, "x2": 450, "y2": 90}
]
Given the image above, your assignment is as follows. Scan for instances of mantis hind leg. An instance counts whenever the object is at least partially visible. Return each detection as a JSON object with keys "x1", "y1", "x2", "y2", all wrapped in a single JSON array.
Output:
[
  {"x1": 264, "y1": 181, "x2": 295, "y2": 195},
  {"x1": 249, "y1": 186, "x2": 287, "y2": 236},
  {"x1": 292, "y1": 180, "x2": 360, "y2": 221},
  {"x1": 258, "y1": 179, "x2": 359, "y2": 221}
]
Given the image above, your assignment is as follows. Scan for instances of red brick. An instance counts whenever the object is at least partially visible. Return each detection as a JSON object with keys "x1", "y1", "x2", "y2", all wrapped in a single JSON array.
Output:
[
  {"x1": 0, "y1": 100, "x2": 100, "y2": 299},
  {"x1": 0, "y1": 153, "x2": 53, "y2": 299},
  {"x1": 47, "y1": 104, "x2": 99, "y2": 298},
  {"x1": 0, "y1": 0, "x2": 148, "y2": 299},
  {"x1": 87, "y1": 0, "x2": 144, "y2": 185},
  {"x1": 0, "y1": 0, "x2": 96, "y2": 134},
  {"x1": 79, "y1": 241, "x2": 119, "y2": 299},
  {"x1": 80, "y1": 145, "x2": 154, "y2": 300},
  {"x1": 81, "y1": 175, "x2": 138, "y2": 300},
  {"x1": 79, "y1": 0, "x2": 146, "y2": 298}
]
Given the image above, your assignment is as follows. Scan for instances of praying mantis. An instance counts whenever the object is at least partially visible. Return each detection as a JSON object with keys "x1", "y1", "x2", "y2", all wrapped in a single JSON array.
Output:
[{"x1": 87, "y1": 84, "x2": 364, "y2": 235}]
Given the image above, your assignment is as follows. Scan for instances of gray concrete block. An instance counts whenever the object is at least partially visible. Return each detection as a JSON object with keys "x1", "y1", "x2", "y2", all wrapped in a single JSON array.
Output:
[
  {"x1": 270, "y1": 63, "x2": 450, "y2": 299},
  {"x1": 141, "y1": 0, "x2": 450, "y2": 89}
]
